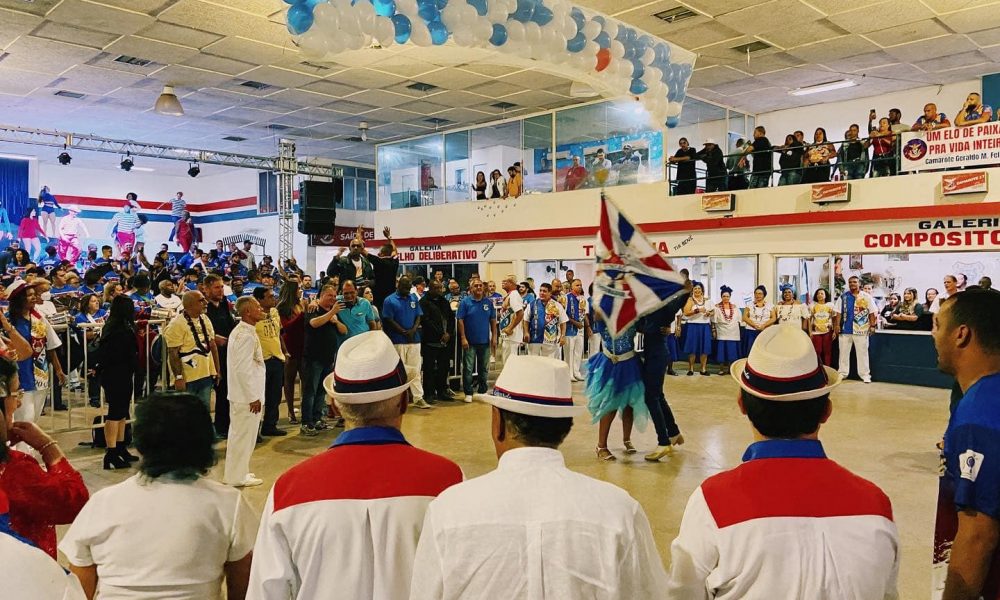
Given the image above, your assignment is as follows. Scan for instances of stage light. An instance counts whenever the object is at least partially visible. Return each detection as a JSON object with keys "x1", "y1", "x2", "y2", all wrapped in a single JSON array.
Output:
[
  {"x1": 120, "y1": 154, "x2": 133, "y2": 172},
  {"x1": 57, "y1": 151, "x2": 71, "y2": 165},
  {"x1": 187, "y1": 162, "x2": 200, "y2": 178}
]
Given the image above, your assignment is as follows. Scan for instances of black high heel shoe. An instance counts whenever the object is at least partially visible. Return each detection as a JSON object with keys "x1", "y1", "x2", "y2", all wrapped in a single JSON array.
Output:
[
  {"x1": 117, "y1": 442, "x2": 139, "y2": 463},
  {"x1": 103, "y1": 450, "x2": 130, "y2": 470}
]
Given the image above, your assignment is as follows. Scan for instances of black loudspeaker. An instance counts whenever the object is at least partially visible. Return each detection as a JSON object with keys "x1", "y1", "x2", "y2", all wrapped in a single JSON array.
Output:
[{"x1": 298, "y1": 178, "x2": 342, "y2": 234}]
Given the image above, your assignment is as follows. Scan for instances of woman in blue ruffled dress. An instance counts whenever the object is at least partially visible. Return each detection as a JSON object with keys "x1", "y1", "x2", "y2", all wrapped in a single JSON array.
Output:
[
  {"x1": 682, "y1": 281, "x2": 713, "y2": 376},
  {"x1": 586, "y1": 312, "x2": 649, "y2": 462}
]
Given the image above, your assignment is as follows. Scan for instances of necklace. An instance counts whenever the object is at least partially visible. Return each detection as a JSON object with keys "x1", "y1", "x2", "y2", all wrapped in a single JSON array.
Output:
[
  {"x1": 718, "y1": 302, "x2": 734, "y2": 321},
  {"x1": 184, "y1": 313, "x2": 211, "y2": 354}
]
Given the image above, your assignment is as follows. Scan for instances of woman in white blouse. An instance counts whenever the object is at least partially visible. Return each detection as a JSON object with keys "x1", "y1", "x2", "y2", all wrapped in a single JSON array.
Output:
[
  {"x1": 741, "y1": 285, "x2": 776, "y2": 355},
  {"x1": 60, "y1": 393, "x2": 257, "y2": 600},
  {"x1": 775, "y1": 284, "x2": 808, "y2": 331},
  {"x1": 711, "y1": 285, "x2": 742, "y2": 375},
  {"x1": 682, "y1": 281, "x2": 713, "y2": 376}
]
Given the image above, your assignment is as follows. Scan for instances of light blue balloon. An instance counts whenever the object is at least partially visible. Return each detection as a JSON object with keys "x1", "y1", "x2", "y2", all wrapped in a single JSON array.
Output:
[
  {"x1": 666, "y1": 116, "x2": 679, "y2": 128},
  {"x1": 392, "y1": 13, "x2": 412, "y2": 43},
  {"x1": 467, "y1": 0, "x2": 487, "y2": 15},
  {"x1": 372, "y1": 0, "x2": 395, "y2": 16},
  {"x1": 304, "y1": 0, "x2": 325, "y2": 6},
  {"x1": 489, "y1": 22, "x2": 508, "y2": 45},
  {"x1": 434, "y1": 0, "x2": 447, "y2": 8},
  {"x1": 566, "y1": 33, "x2": 586, "y2": 52},
  {"x1": 630, "y1": 59, "x2": 644, "y2": 79},
  {"x1": 418, "y1": 0, "x2": 439, "y2": 21},
  {"x1": 593, "y1": 15, "x2": 605, "y2": 26},
  {"x1": 283, "y1": 0, "x2": 302, "y2": 4},
  {"x1": 532, "y1": 6, "x2": 553, "y2": 25},
  {"x1": 286, "y1": 4, "x2": 314, "y2": 34},
  {"x1": 429, "y1": 19, "x2": 449, "y2": 44},
  {"x1": 629, "y1": 78, "x2": 648, "y2": 95},
  {"x1": 595, "y1": 31, "x2": 610, "y2": 48},
  {"x1": 511, "y1": 0, "x2": 535, "y2": 22},
  {"x1": 570, "y1": 7, "x2": 584, "y2": 22}
]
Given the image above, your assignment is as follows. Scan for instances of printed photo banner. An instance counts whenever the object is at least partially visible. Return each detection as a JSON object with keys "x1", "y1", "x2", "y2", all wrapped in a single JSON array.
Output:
[
  {"x1": 285, "y1": 0, "x2": 696, "y2": 128},
  {"x1": 901, "y1": 123, "x2": 1000, "y2": 172}
]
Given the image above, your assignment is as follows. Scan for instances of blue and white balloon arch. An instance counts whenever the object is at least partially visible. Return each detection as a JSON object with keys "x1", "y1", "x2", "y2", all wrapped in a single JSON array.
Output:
[{"x1": 285, "y1": 0, "x2": 696, "y2": 128}]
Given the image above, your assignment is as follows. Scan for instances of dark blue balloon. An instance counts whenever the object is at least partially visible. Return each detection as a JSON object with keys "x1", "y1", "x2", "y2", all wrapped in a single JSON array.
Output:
[
  {"x1": 418, "y1": 1, "x2": 439, "y2": 21},
  {"x1": 532, "y1": 6, "x2": 553, "y2": 25},
  {"x1": 286, "y1": 4, "x2": 314, "y2": 34},
  {"x1": 392, "y1": 13, "x2": 412, "y2": 43},
  {"x1": 428, "y1": 19, "x2": 448, "y2": 44},
  {"x1": 666, "y1": 116, "x2": 679, "y2": 128},
  {"x1": 489, "y1": 23, "x2": 508, "y2": 46},
  {"x1": 595, "y1": 31, "x2": 610, "y2": 48},
  {"x1": 282, "y1": 0, "x2": 302, "y2": 4},
  {"x1": 630, "y1": 59, "x2": 644, "y2": 79},
  {"x1": 511, "y1": 0, "x2": 535, "y2": 22},
  {"x1": 467, "y1": 0, "x2": 488, "y2": 16},
  {"x1": 570, "y1": 7, "x2": 584, "y2": 22},
  {"x1": 566, "y1": 33, "x2": 586, "y2": 53},
  {"x1": 304, "y1": 0, "x2": 324, "y2": 6},
  {"x1": 434, "y1": 0, "x2": 447, "y2": 8},
  {"x1": 593, "y1": 15, "x2": 605, "y2": 26},
  {"x1": 629, "y1": 78, "x2": 647, "y2": 95}
]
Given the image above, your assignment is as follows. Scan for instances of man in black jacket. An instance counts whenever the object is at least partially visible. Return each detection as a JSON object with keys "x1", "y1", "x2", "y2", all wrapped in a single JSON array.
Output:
[
  {"x1": 419, "y1": 280, "x2": 455, "y2": 403},
  {"x1": 204, "y1": 273, "x2": 236, "y2": 438},
  {"x1": 326, "y1": 237, "x2": 373, "y2": 290},
  {"x1": 694, "y1": 139, "x2": 727, "y2": 192},
  {"x1": 367, "y1": 227, "x2": 399, "y2": 310}
]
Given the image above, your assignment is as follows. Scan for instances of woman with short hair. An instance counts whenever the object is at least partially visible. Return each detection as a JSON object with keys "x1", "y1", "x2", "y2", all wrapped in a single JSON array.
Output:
[
  {"x1": 682, "y1": 281, "x2": 713, "y2": 376},
  {"x1": 60, "y1": 393, "x2": 257, "y2": 600},
  {"x1": 810, "y1": 288, "x2": 836, "y2": 367},
  {"x1": 711, "y1": 285, "x2": 741, "y2": 375},
  {"x1": 742, "y1": 285, "x2": 776, "y2": 356}
]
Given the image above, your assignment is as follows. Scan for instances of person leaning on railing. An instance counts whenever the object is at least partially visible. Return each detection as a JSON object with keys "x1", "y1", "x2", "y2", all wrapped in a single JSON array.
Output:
[
  {"x1": 869, "y1": 117, "x2": 897, "y2": 178},
  {"x1": 773, "y1": 134, "x2": 805, "y2": 186},
  {"x1": 837, "y1": 124, "x2": 869, "y2": 181},
  {"x1": 802, "y1": 128, "x2": 836, "y2": 183}
]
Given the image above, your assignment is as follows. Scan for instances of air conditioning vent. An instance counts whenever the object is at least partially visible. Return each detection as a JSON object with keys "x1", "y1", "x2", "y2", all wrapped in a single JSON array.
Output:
[
  {"x1": 490, "y1": 101, "x2": 517, "y2": 109},
  {"x1": 407, "y1": 82, "x2": 438, "y2": 93},
  {"x1": 54, "y1": 90, "x2": 86, "y2": 99},
  {"x1": 345, "y1": 136, "x2": 365, "y2": 142},
  {"x1": 114, "y1": 55, "x2": 152, "y2": 66},
  {"x1": 653, "y1": 7, "x2": 698, "y2": 23},
  {"x1": 240, "y1": 80, "x2": 271, "y2": 90},
  {"x1": 300, "y1": 61, "x2": 331, "y2": 70},
  {"x1": 424, "y1": 117, "x2": 452, "y2": 126},
  {"x1": 731, "y1": 41, "x2": 771, "y2": 53},
  {"x1": 222, "y1": 135, "x2": 247, "y2": 142},
  {"x1": 268, "y1": 124, "x2": 291, "y2": 131}
]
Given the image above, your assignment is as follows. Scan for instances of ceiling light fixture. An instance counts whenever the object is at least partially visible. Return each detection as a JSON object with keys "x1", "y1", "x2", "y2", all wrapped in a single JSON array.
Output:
[
  {"x1": 359, "y1": 121, "x2": 369, "y2": 142},
  {"x1": 153, "y1": 85, "x2": 184, "y2": 116},
  {"x1": 120, "y1": 154, "x2": 134, "y2": 172},
  {"x1": 789, "y1": 79, "x2": 857, "y2": 96},
  {"x1": 187, "y1": 161, "x2": 200, "y2": 178},
  {"x1": 57, "y1": 141, "x2": 71, "y2": 165}
]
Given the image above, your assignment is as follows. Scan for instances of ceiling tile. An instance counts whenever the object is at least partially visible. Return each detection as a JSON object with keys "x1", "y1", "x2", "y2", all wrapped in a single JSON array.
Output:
[
  {"x1": 913, "y1": 50, "x2": 990, "y2": 72},
  {"x1": 921, "y1": 0, "x2": 1000, "y2": 12},
  {"x1": 884, "y1": 33, "x2": 978, "y2": 62},
  {"x1": 340, "y1": 88, "x2": 413, "y2": 108},
  {"x1": 213, "y1": 77, "x2": 282, "y2": 97},
  {"x1": 181, "y1": 53, "x2": 255, "y2": 76},
  {"x1": 0, "y1": 8, "x2": 42, "y2": 48},
  {"x1": 357, "y1": 107, "x2": 423, "y2": 124},
  {"x1": 368, "y1": 55, "x2": 440, "y2": 78},
  {"x1": 0, "y1": 0, "x2": 61, "y2": 18},
  {"x1": 653, "y1": 21, "x2": 742, "y2": 50},
  {"x1": 320, "y1": 99, "x2": 379, "y2": 115},
  {"x1": 238, "y1": 65, "x2": 320, "y2": 89},
  {"x1": 795, "y1": 0, "x2": 872, "y2": 14},
  {"x1": 938, "y1": 5, "x2": 1000, "y2": 33},
  {"x1": 326, "y1": 68, "x2": 405, "y2": 90},
  {"x1": 159, "y1": 0, "x2": 271, "y2": 37},
  {"x1": 327, "y1": 48, "x2": 389, "y2": 68},
  {"x1": 674, "y1": 0, "x2": 766, "y2": 17},
  {"x1": 758, "y1": 19, "x2": 847, "y2": 49},
  {"x1": 136, "y1": 21, "x2": 224, "y2": 49},
  {"x1": 203, "y1": 36, "x2": 296, "y2": 64},
  {"x1": 467, "y1": 81, "x2": 524, "y2": 98},
  {"x1": 150, "y1": 64, "x2": 234, "y2": 88},
  {"x1": 967, "y1": 27, "x2": 1000, "y2": 47},
  {"x1": 688, "y1": 65, "x2": 750, "y2": 88},
  {"x1": 30, "y1": 21, "x2": 120, "y2": 50},
  {"x1": 821, "y1": 51, "x2": 898, "y2": 73},
  {"x1": 827, "y1": 0, "x2": 935, "y2": 34},
  {"x1": 395, "y1": 100, "x2": 450, "y2": 115},
  {"x1": 457, "y1": 62, "x2": 521, "y2": 77},
  {"x1": 258, "y1": 88, "x2": 335, "y2": 108},
  {"x1": 0, "y1": 67, "x2": 55, "y2": 96},
  {"x1": 863, "y1": 19, "x2": 951, "y2": 48},
  {"x1": 416, "y1": 89, "x2": 489, "y2": 107},
  {"x1": 754, "y1": 65, "x2": 840, "y2": 89},
  {"x1": 786, "y1": 35, "x2": 882, "y2": 62},
  {"x1": 424, "y1": 107, "x2": 493, "y2": 124},
  {"x1": 105, "y1": 35, "x2": 200, "y2": 65},
  {"x1": 497, "y1": 70, "x2": 573, "y2": 89},
  {"x1": 493, "y1": 89, "x2": 565, "y2": 108},
  {"x1": 730, "y1": 52, "x2": 806, "y2": 75},
  {"x1": 90, "y1": 0, "x2": 177, "y2": 14},
  {"x1": 301, "y1": 79, "x2": 363, "y2": 98},
  {"x1": 1, "y1": 36, "x2": 102, "y2": 75},
  {"x1": 53, "y1": 64, "x2": 145, "y2": 95},
  {"x1": 47, "y1": 0, "x2": 154, "y2": 35},
  {"x1": 411, "y1": 68, "x2": 492, "y2": 91},
  {"x1": 716, "y1": 0, "x2": 824, "y2": 37}
]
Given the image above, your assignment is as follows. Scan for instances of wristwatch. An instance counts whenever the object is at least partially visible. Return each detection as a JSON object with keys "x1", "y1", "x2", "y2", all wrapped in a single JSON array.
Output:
[{"x1": 175, "y1": 375, "x2": 184, "y2": 381}]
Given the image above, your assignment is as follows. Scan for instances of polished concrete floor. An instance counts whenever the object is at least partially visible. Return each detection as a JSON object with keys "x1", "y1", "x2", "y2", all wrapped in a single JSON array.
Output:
[{"x1": 50, "y1": 367, "x2": 948, "y2": 599}]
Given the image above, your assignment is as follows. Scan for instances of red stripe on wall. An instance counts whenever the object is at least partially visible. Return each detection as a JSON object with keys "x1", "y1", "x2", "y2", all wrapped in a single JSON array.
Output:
[
  {"x1": 57, "y1": 194, "x2": 256, "y2": 212},
  {"x1": 388, "y1": 201, "x2": 1000, "y2": 247}
]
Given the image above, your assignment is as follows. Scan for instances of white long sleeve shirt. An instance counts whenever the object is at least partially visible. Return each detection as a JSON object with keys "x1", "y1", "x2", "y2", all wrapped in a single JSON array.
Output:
[
  {"x1": 226, "y1": 321, "x2": 264, "y2": 405},
  {"x1": 410, "y1": 446, "x2": 668, "y2": 600},
  {"x1": 666, "y1": 439, "x2": 899, "y2": 600},
  {"x1": 2, "y1": 533, "x2": 87, "y2": 600}
]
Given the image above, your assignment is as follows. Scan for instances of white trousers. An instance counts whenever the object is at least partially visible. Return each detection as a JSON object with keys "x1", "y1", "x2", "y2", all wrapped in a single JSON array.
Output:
[
  {"x1": 224, "y1": 402, "x2": 262, "y2": 485},
  {"x1": 565, "y1": 335, "x2": 584, "y2": 379},
  {"x1": 527, "y1": 343, "x2": 560, "y2": 359},
  {"x1": 13, "y1": 389, "x2": 46, "y2": 423},
  {"x1": 500, "y1": 334, "x2": 521, "y2": 365},
  {"x1": 838, "y1": 334, "x2": 871, "y2": 382},
  {"x1": 394, "y1": 343, "x2": 424, "y2": 401}
]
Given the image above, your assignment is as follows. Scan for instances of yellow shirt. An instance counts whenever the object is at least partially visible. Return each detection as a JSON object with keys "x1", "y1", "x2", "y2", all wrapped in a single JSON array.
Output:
[
  {"x1": 508, "y1": 173, "x2": 522, "y2": 198},
  {"x1": 163, "y1": 312, "x2": 217, "y2": 382},
  {"x1": 255, "y1": 308, "x2": 285, "y2": 361},
  {"x1": 811, "y1": 303, "x2": 835, "y2": 334}
]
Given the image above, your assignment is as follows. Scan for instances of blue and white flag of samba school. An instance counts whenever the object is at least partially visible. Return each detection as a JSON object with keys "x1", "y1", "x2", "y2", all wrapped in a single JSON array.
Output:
[{"x1": 593, "y1": 192, "x2": 687, "y2": 337}]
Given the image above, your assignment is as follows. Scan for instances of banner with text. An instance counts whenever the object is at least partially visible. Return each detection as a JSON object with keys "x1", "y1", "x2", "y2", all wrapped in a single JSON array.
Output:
[
  {"x1": 902, "y1": 123, "x2": 1000, "y2": 172},
  {"x1": 310, "y1": 227, "x2": 375, "y2": 247}
]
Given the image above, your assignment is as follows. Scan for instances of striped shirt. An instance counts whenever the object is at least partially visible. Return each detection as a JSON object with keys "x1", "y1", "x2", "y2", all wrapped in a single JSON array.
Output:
[
  {"x1": 108, "y1": 210, "x2": 139, "y2": 234},
  {"x1": 171, "y1": 196, "x2": 186, "y2": 218}
]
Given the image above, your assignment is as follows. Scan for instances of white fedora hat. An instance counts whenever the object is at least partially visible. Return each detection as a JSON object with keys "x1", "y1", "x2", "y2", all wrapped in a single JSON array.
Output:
[
  {"x1": 475, "y1": 355, "x2": 586, "y2": 418},
  {"x1": 324, "y1": 331, "x2": 415, "y2": 404},
  {"x1": 66, "y1": 205, "x2": 81, "y2": 214},
  {"x1": 731, "y1": 324, "x2": 841, "y2": 402}
]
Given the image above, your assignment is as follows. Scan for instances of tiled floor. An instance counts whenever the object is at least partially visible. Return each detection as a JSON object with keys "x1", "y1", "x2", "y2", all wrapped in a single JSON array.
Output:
[{"x1": 51, "y1": 368, "x2": 948, "y2": 599}]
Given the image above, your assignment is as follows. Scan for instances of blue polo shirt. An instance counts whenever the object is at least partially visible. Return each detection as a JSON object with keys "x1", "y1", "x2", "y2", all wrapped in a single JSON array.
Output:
[
  {"x1": 382, "y1": 292, "x2": 422, "y2": 344},
  {"x1": 337, "y1": 296, "x2": 375, "y2": 340},
  {"x1": 457, "y1": 295, "x2": 495, "y2": 345}
]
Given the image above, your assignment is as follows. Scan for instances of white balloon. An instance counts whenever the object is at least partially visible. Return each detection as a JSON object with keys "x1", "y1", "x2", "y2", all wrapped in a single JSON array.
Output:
[
  {"x1": 609, "y1": 40, "x2": 625, "y2": 59},
  {"x1": 375, "y1": 16, "x2": 395, "y2": 45},
  {"x1": 477, "y1": 18, "x2": 492, "y2": 41},
  {"x1": 525, "y1": 22, "x2": 541, "y2": 45},
  {"x1": 441, "y1": 4, "x2": 462, "y2": 27},
  {"x1": 506, "y1": 20, "x2": 526, "y2": 43},
  {"x1": 410, "y1": 23, "x2": 432, "y2": 46},
  {"x1": 461, "y1": 5, "x2": 478, "y2": 22},
  {"x1": 603, "y1": 21, "x2": 618, "y2": 40},
  {"x1": 667, "y1": 101, "x2": 682, "y2": 116},
  {"x1": 487, "y1": 3, "x2": 508, "y2": 21},
  {"x1": 299, "y1": 33, "x2": 327, "y2": 55},
  {"x1": 583, "y1": 20, "x2": 600, "y2": 39},
  {"x1": 585, "y1": 40, "x2": 599, "y2": 55},
  {"x1": 356, "y1": 1, "x2": 375, "y2": 21},
  {"x1": 396, "y1": 0, "x2": 418, "y2": 16},
  {"x1": 313, "y1": 2, "x2": 336, "y2": 23},
  {"x1": 642, "y1": 47, "x2": 656, "y2": 66},
  {"x1": 502, "y1": 0, "x2": 517, "y2": 13}
]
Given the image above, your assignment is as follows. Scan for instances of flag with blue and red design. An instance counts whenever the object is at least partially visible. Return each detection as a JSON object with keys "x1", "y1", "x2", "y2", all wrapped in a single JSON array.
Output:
[{"x1": 593, "y1": 193, "x2": 686, "y2": 337}]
